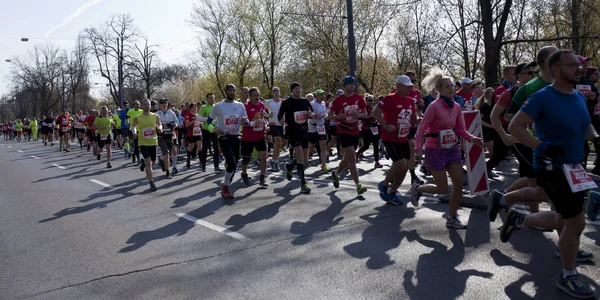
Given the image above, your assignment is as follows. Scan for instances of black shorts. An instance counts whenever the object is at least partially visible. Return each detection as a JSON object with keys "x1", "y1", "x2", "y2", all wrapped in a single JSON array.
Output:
[
  {"x1": 76, "y1": 128, "x2": 85, "y2": 134},
  {"x1": 535, "y1": 167, "x2": 584, "y2": 219},
  {"x1": 43, "y1": 127, "x2": 54, "y2": 134},
  {"x1": 338, "y1": 134, "x2": 359, "y2": 149},
  {"x1": 329, "y1": 125, "x2": 338, "y2": 136},
  {"x1": 241, "y1": 139, "x2": 267, "y2": 156},
  {"x1": 309, "y1": 132, "x2": 327, "y2": 144},
  {"x1": 120, "y1": 128, "x2": 129, "y2": 137},
  {"x1": 96, "y1": 134, "x2": 112, "y2": 148},
  {"x1": 288, "y1": 130, "x2": 309, "y2": 149},
  {"x1": 86, "y1": 130, "x2": 94, "y2": 140},
  {"x1": 383, "y1": 141, "x2": 410, "y2": 162},
  {"x1": 482, "y1": 128, "x2": 495, "y2": 143},
  {"x1": 513, "y1": 143, "x2": 535, "y2": 179},
  {"x1": 139, "y1": 145, "x2": 157, "y2": 161},
  {"x1": 158, "y1": 136, "x2": 174, "y2": 154},
  {"x1": 268, "y1": 125, "x2": 284, "y2": 138},
  {"x1": 186, "y1": 135, "x2": 202, "y2": 144},
  {"x1": 59, "y1": 130, "x2": 69, "y2": 137}
]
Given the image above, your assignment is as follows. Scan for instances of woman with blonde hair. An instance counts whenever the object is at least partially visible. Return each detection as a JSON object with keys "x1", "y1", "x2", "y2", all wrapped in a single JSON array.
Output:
[
  {"x1": 409, "y1": 68, "x2": 485, "y2": 229},
  {"x1": 476, "y1": 87, "x2": 496, "y2": 157}
]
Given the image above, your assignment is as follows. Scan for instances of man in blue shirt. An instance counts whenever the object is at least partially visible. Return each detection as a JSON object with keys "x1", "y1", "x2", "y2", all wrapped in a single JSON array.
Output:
[
  {"x1": 506, "y1": 49, "x2": 597, "y2": 299},
  {"x1": 118, "y1": 101, "x2": 131, "y2": 157}
]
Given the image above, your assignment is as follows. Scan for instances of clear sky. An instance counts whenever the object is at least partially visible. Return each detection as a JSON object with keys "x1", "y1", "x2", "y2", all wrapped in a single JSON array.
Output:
[{"x1": 0, "y1": 0, "x2": 199, "y2": 97}]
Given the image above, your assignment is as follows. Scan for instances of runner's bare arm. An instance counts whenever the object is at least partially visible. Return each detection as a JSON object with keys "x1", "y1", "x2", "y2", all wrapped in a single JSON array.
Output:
[{"x1": 508, "y1": 111, "x2": 540, "y2": 150}]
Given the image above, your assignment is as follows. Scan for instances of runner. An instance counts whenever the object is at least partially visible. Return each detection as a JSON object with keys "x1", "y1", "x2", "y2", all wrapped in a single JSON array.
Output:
[
  {"x1": 127, "y1": 101, "x2": 143, "y2": 165},
  {"x1": 328, "y1": 76, "x2": 368, "y2": 196},
  {"x1": 113, "y1": 108, "x2": 122, "y2": 149},
  {"x1": 476, "y1": 87, "x2": 496, "y2": 156},
  {"x1": 119, "y1": 101, "x2": 131, "y2": 157},
  {"x1": 2, "y1": 122, "x2": 9, "y2": 141},
  {"x1": 15, "y1": 119, "x2": 23, "y2": 142},
  {"x1": 456, "y1": 78, "x2": 474, "y2": 111},
  {"x1": 240, "y1": 87, "x2": 269, "y2": 188},
  {"x1": 326, "y1": 90, "x2": 344, "y2": 159},
  {"x1": 42, "y1": 113, "x2": 55, "y2": 146},
  {"x1": 56, "y1": 109, "x2": 71, "y2": 152},
  {"x1": 355, "y1": 93, "x2": 381, "y2": 169},
  {"x1": 199, "y1": 93, "x2": 220, "y2": 172},
  {"x1": 406, "y1": 71, "x2": 426, "y2": 184},
  {"x1": 23, "y1": 118, "x2": 31, "y2": 142},
  {"x1": 92, "y1": 107, "x2": 114, "y2": 168},
  {"x1": 504, "y1": 49, "x2": 596, "y2": 299},
  {"x1": 492, "y1": 65, "x2": 517, "y2": 104},
  {"x1": 265, "y1": 87, "x2": 284, "y2": 172},
  {"x1": 208, "y1": 84, "x2": 248, "y2": 199},
  {"x1": 410, "y1": 68, "x2": 485, "y2": 229},
  {"x1": 307, "y1": 89, "x2": 330, "y2": 172},
  {"x1": 131, "y1": 99, "x2": 162, "y2": 192},
  {"x1": 156, "y1": 98, "x2": 178, "y2": 179},
  {"x1": 373, "y1": 75, "x2": 418, "y2": 205},
  {"x1": 74, "y1": 111, "x2": 86, "y2": 148},
  {"x1": 31, "y1": 118, "x2": 38, "y2": 141},
  {"x1": 84, "y1": 110, "x2": 97, "y2": 153},
  {"x1": 184, "y1": 103, "x2": 203, "y2": 170}
]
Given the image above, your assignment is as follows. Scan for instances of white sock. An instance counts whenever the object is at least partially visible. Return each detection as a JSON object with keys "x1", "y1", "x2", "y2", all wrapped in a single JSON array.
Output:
[{"x1": 562, "y1": 269, "x2": 578, "y2": 279}]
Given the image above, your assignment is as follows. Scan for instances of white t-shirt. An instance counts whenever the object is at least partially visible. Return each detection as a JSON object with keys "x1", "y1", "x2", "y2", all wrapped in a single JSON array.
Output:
[
  {"x1": 308, "y1": 100, "x2": 327, "y2": 133},
  {"x1": 209, "y1": 100, "x2": 248, "y2": 136},
  {"x1": 265, "y1": 98, "x2": 282, "y2": 126},
  {"x1": 156, "y1": 109, "x2": 178, "y2": 135}
]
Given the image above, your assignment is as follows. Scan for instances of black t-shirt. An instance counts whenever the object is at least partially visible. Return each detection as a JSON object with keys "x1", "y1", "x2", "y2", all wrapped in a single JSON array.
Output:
[
  {"x1": 479, "y1": 102, "x2": 492, "y2": 124},
  {"x1": 277, "y1": 97, "x2": 312, "y2": 132},
  {"x1": 44, "y1": 117, "x2": 54, "y2": 127}
]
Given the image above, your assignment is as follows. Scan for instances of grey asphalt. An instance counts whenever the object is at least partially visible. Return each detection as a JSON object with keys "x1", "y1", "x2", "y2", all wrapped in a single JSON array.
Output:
[{"x1": 0, "y1": 140, "x2": 599, "y2": 300}]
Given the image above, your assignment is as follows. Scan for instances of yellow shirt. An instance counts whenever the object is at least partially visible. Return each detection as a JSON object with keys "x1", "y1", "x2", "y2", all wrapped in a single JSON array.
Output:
[{"x1": 136, "y1": 113, "x2": 159, "y2": 146}]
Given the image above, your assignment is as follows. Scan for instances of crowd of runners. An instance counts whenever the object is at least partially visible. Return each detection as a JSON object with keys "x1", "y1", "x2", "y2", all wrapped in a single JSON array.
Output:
[{"x1": 4, "y1": 46, "x2": 600, "y2": 299}]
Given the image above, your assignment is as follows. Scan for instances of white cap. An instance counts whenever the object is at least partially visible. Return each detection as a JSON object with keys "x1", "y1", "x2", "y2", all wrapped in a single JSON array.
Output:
[
  {"x1": 395, "y1": 75, "x2": 414, "y2": 87},
  {"x1": 460, "y1": 77, "x2": 473, "y2": 85}
]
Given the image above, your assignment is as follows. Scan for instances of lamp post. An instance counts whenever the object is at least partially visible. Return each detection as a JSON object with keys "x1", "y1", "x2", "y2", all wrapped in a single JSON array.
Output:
[{"x1": 346, "y1": 0, "x2": 357, "y2": 87}]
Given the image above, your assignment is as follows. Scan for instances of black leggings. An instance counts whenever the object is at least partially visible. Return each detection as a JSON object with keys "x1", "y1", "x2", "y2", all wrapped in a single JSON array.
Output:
[
  {"x1": 486, "y1": 127, "x2": 510, "y2": 172},
  {"x1": 201, "y1": 129, "x2": 219, "y2": 168},
  {"x1": 133, "y1": 137, "x2": 140, "y2": 159},
  {"x1": 219, "y1": 135, "x2": 240, "y2": 173},
  {"x1": 357, "y1": 129, "x2": 380, "y2": 161}
]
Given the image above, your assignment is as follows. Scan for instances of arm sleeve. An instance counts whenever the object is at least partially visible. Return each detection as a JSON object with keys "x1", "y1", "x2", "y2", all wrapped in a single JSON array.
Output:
[{"x1": 415, "y1": 103, "x2": 434, "y2": 150}]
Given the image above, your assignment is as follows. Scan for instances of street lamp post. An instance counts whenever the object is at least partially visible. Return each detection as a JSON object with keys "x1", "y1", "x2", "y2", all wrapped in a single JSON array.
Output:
[{"x1": 346, "y1": 0, "x2": 357, "y2": 86}]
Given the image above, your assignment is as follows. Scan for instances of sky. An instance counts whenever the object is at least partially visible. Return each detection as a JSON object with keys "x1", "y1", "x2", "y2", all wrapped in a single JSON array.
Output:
[{"x1": 0, "y1": 0, "x2": 200, "y2": 97}]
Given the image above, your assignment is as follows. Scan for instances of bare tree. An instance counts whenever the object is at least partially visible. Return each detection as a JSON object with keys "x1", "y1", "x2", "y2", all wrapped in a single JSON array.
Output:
[{"x1": 129, "y1": 38, "x2": 160, "y2": 98}]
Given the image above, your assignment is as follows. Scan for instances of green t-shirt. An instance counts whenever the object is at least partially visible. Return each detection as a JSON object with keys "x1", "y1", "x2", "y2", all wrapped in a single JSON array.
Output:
[
  {"x1": 113, "y1": 115, "x2": 122, "y2": 129},
  {"x1": 30, "y1": 121, "x2": 38, "y2": 129},
  {"x1": 15, "y1": 122, "x2": 23, "y2": 130},
  {"x1": 127, "y1": 109, "x2": 143, "y2": 129},
  {"x1": 93, "y1": 116, "x2": 113, "y2": 135},
  {"x1": 199, "y1": 104, "x2": 214, "y2": 130},
  {"x1": 136, "y1": 113, "x2": 159, "y2": 146},
  {"x1": 512, "y1": 76, "x2": 552, "y2": 106}
]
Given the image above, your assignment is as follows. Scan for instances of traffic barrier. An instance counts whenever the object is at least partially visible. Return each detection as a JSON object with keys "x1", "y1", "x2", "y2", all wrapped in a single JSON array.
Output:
[{"x1": 463, "y1": 110, "x2": 489, "y2": 195}]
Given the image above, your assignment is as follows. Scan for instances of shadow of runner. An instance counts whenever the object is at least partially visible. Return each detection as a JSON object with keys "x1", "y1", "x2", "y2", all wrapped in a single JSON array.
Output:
[
  {"x1": 290, "y1": 191, "x2": 354, "y2": 245},
  {"x1": 343, "y1": 205, "x2": 416, "y2": 270},
  {"x1": 225, "y1": 196, "x2": 294, "y2": 232},
  {"x1": 403, "y1": 230, "x2": 493, "y2": 299}
]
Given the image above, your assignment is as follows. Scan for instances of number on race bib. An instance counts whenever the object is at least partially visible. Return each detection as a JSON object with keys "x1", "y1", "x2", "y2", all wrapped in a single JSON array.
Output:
[
  {"x1": 317, "y1": 124, "x2": 326, "y2": 135},
  {"x1": 370, "y1": 126, "x2": 379, "y2": 136},
  {"x1": 439, "y1": 129, "x2": 457, "y2": 149},
  {"x1": 294, "y1": 111, "x2": 307, "y2": 124},
  {"x1": 253, "y1": 120, "x2": 264, "y2": 132},
  {"x1": 100, "y1": 134, "x2": 108, "y2": 141},
  {"x1": 143, "y1": 128, "x2": 155, "y2": 139},
  {"x1": 62, "y1": 126, "x2": 69, "y2": 132},
  {"x1": 193, "y1": 121, "x2": 202, "y2": 136},
  {"x1": 563, "y1": 164, "x2": 597, "y2": 192}
]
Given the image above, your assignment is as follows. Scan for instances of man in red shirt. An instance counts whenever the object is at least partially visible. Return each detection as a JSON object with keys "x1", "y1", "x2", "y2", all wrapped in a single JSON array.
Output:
[
  {"x1": 240, "y1": 87, "x2": 269, "y2": 188},
  {"x1": 373, "y1": 75, "x2": 417, "y2": 204},
  {"x1": 84, "y1": 110, "x2": 97, "y2": 153},
  {"x1": 56, "y1": 109, "x2": 71, "y2": 152},
  {"x1": 456, "y1": 77, "x2": 474, "y2": 111},
  {"x1": 184, "y1": 103, "x2": 202, "y2": 169},
  {"x1": 492, "y1": 65, "x2": 517, "y2": 104},
  {"x1": 405, "y1": 71, "x2": 426, "y2": 184},
  {"x1": 328, "y1": 76, "x2": 368, "y2": 196}
]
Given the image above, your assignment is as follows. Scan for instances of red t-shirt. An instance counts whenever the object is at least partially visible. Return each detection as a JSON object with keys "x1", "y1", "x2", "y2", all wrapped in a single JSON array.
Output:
[
  {"x1": 377, "y1": 93, "x2": 417, "y2": 143},
  {"x1": 185, "y1": 112, "x2": 202, "y2": 137},
  {"x1": 493, "y1": 85, "x2": 508, "y2": 104},
  {"x1": 330, "y1": 93, "x2": 367, "y2": 136},
  {"x1": 456, "y1": 89, "x2": 474, "y2": 110},
  {"x1": 84, "y1": 115, "x2": 96, "y2": 129},
  {"x1": 242, "y1": 101, "x2": 267, "y2": 141},
  {"x1": 496, "y1": 87, "x2": 517, "y2": 126},
  {"x1": 408, "y1": 89, "x2": 422, "y2": 108}
]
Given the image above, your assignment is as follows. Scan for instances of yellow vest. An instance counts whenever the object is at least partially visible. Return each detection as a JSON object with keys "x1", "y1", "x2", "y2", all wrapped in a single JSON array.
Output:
[{"x1": 136, "y1": 113, "x2": 158, "y2": 146}]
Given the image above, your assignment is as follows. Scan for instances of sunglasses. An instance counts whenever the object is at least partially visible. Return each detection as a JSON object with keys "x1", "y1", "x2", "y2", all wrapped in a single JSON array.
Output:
[{"x1": 520, "y1": 71, "x2": 538, "y2": 76}]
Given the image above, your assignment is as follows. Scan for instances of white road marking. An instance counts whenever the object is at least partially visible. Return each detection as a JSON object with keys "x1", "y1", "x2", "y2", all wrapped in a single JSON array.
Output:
[
  {"x1": 52, "y1": 164, "x2": 66, "y2": 170},
  {"x1": 7, "y1": 146, "x2": 12, "y2": 148},
  {"x1": 17, "y1": 150, "x2": 23, "y2": 153},
  {"x1": 90, "y1": 179, "x2": 112, "y2": 188},
  {"x1": 1, "y1": 144, "x2": 4, "y2": 146},
  {"x1": 30, "y1": 155, "x2": 39, "y2": 159},
  {"x1": 176, "y1": 213, "x2": 250, "y2": 241}
]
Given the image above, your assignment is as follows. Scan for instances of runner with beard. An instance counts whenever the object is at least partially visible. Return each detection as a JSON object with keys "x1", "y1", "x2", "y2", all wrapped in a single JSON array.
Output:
[{"x1": 278, "y1": 82, "x2": 313, "y2": 194}]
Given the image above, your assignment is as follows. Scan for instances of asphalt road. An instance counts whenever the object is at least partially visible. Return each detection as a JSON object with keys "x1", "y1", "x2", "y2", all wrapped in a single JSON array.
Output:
[{"x1": 1, "y1": 139, "x2": 599, "y2": 300}]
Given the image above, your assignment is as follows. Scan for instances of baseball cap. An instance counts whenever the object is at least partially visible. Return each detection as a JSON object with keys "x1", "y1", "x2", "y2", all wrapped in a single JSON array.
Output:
[
  {"x1": 578, "y1": 55, "x2": 591, "y2": 64},
  {"x1": 315, "y1": 89, "x2": 325, "y2": 94},
  {"x1": 395, "y1": 75, "x2": 414, "y2": 87},
  {"x1": 272, "y1": 87, "x2": 280, "y2": 92},
  {"x1": 587, "y1": 67, "x2": 598, "y2": 76},
  {"x1": 514, "y1": 61, "x2": 538, "y2": 76},
  {"x1": 335, "y1": 89, "x2": 344, "y2": 96},
  {"x1": 342, "y1": 76, "x2": 356, "y2": 86},
  {"x1": 460, "y1": 77, "x2": 473, "y2": 85}
]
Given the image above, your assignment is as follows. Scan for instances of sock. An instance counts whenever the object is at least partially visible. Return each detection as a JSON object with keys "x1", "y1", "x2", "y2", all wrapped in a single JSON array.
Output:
[
  {"x1": 187, "y1": 151, "x2": 192, "y2": 161},
  {"x1": 260, "y1": 174, "x2": 265, "y2": 181},
  {"x1": 562, "y1": 269, "x2": 578, "y2": 279},
  {"x1": 499, "y1": 195, "x2": 508, "y2": 206},
  {"x1": 223, "y1": 171, "x2": 234, "y2": 186},
  {"x1": 297, "y1": 164, "x2": 306, "y2": 185},
  {"x1": 166, "y1": 170, "x2": 170, "y2": 176},
  {"x1": 410, "y1": 169, "x2": 417, "y2": 178},
  {"x1": 171, "y1": 155, "x2": 177, "y2": 167}
]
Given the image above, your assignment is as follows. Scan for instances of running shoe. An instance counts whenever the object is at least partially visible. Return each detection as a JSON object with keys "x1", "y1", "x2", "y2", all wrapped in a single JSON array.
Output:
[
  {"x1": 374, "y1": 162, "x2": 383, "y2": 169},
  {"x1": 140, "y1": 158, "x2": 146, "y2": 172},
  {"x1": 321, "y1": 165, "x2": 329, "y2": 172},
  {"x1": 106, "y1": 162, "x2": 112, "y2": 169},
  {"x1": 586, "y1": 190, "x2": 600, "y2": 222},
  {"x1": 356, "y1": 184, "x2": 367, "y2": 195},
  {"x1": 259, "y1": 176, "x2": 268, "y2": 188},
  {"x1": 97, "y1": 154, "x2": 101, "y2": 161},
  {"x1": 555, "y1": 248, "x2": 594, "y2": 262},
  {"x1": 149, "y1": 181, "x2": 157, "y2": 192},
  {"x1": 409, "y1": 183, "x2": 422, "y2": 207},
  {"x1": 500, "y1": 208, "x2": 524, "y2": 243},
  {"x1": 285, "y1": 163, "x2": 293, "y2": 181},
  {"x1": 172, "y1": 167, "x2": 179, "y2": 175},
  {"x1": 166, "y1": 173, "x2": 172, "y2": 179},
  {"x1": 301, "y1": 183, "x2": 311, "y2": 194},
  {"x1": 221, "y1": 185, "x2": 234, "y2": 199},
  {"x1": 487, "y1": 190, "x2": 504, "y2": 222},
  {"x1": 388, "y1": 191, "x2": 404, "y2": 205},
  {"x1": 446, "y1": 216, "x2": 467, "y2": 229},
  {"x1": 378, "y1": 182, "x2": 391, "y2": 202},
  {"x1": 557, "y1": 272, "x2": 596, "y2": 299},
  {"x1": 273, "y1": 162, "x2": 280, "y2": 172},
  {"x1": 201, "y1": 167, "x2": 206, "y2": 172},
  {"x1": 241, "y1": 173, "x2": 250, "y2": 187},
  {"x1": 331, "y1": 170, "x2": 340, "y2": 188}
]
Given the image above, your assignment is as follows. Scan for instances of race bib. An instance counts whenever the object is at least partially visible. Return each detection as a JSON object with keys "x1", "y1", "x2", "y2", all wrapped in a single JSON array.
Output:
[
  {"x1": 397, "y1": 123, "x2": 411, "y2": 138},
  {"x1": 594, "y1": 104, "x2": 600, "y2": 116},
  {"x1": 294, "y1": 111, "x2": 307, "y2": 124},
  {"x1": 576, "y1": 85, "x2": 592, "y2": 96},
  {"x1": 253, "y1": 120, "x2": 264, "y2": 132},
  {"x1": 193, "y1": 121, "x2": 202, "y2": 136},
  {"x1": 370, "y1": 126, "x2": 379, "y2": 136},
  {"x1": 162, "y1": 123, "x2": 172, "y2": 134},
  {"x1": 317, "y1": 124, "x2": 326, "y2": 135},
  {"x1": 224, "y1": 115, "x2": 239, "y2": 134},
  {"x1": 344, "y1": 105, "x2": 358, "y2": 122},
  {"x1": 61, "y1": 126, "x2": 69, "y2": 132},
  {"x1": 439, "y1": 129, "x2": 457, "y2": 149},
  {"x1": 563, "y1": 164, "x2": 597, "y2": 193},
  {"x1": 143, "y1": 128, "x2": 155, "y2": 139},
  {"x1": 100, "y1": 134, "x2": 109, "y2": 141}
]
